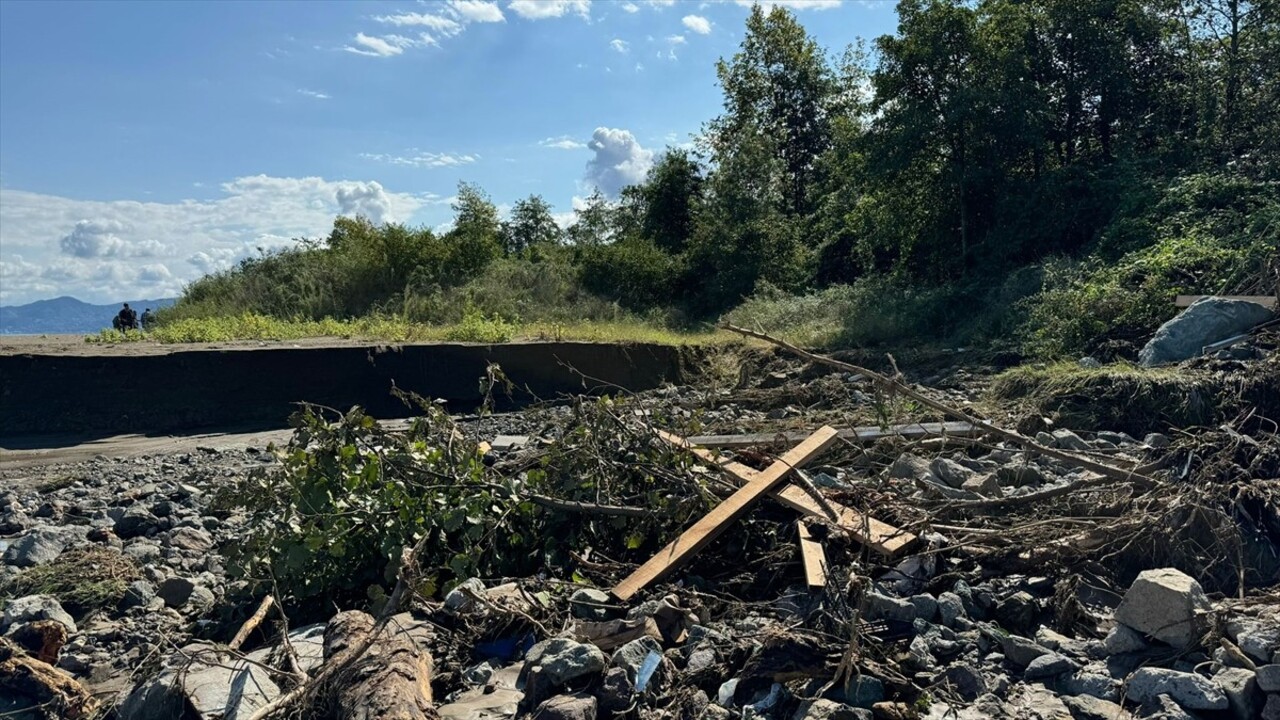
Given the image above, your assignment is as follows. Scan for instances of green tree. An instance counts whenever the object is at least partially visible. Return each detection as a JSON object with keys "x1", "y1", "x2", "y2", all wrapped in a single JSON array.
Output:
[
  {"x1": 501, "y1": 194, "x2": 562, "y2": 255},
  {"x1": 637, "y1": 149, "x2": 704, "y2": 253},
  {"x1": 444, "y1": 182, "x2": 502, "y2": 281}
]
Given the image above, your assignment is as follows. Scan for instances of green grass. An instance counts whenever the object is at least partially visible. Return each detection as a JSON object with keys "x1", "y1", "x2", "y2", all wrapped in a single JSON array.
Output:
[
  {"x1": 84, "y1": 312, "x2": 734, "y2": 346},
  {"x1": 1, "y1": 547, "x2": 141, "y2": 615}
]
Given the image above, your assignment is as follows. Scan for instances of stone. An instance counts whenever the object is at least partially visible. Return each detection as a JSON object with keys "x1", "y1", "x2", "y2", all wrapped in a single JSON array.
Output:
[
  {"x1": 1061, "y1": 695, "x2": 1129, "y2": 720},
  {"x1": 1000, "y1": 634, "x2": 1053, "y2": 668},
  {"x1": 909, "y1": 595, "x2": 939, "y2": 622},
  {"x1": 444, "y1": 577, "x2": 486, "y2": 613},
  {"x1": 1139, "y1": 297, "x2": 1274, "y2": 366},
  {"x1": 1049, "y1": 429, "x2": 1091, "y2": 451},
  {"x1": 1144, "y1": 433, "x2": 1171, "y2": 448},
  {"x1": 997, "y1": 464, "x2": 1046, "y2": 487},
  {"x1": 995, "y1": 593, "x2": 1037, "y2": 635},
  {"x1": 687, "y1": 646, "x2": 717, "y2": 674},
  {"x1": 1113, "y1": 569, "x2": 1210, "y2": 649},
  {"x1": 1213, "y1": 667, "x2": 1260, "y2": 720},
  {"x1": 889, "y1": 454, "x2": 930, "y2": 480},
  {"x1": 840, "y1": 675, "x2": 884, "y2": 708},
  {"x1": 792, "y1": 699, "x2": 873, "y2": 720},
  {"x1": 187, "y1": 585, "x2": 216, "y2": 612},
  {"x1": 1123, "y1": 667, "x2": 1228, "y2": 710},
  {"x1": 531, "y1": 693, "x2": 596, "y2": 720},
  {"x1": 1024, "y1": 653, "x2": 1080, "y2": 680},
  {"x1": 157, "y1": 577, "x2": 196, "y2": 608},
  {"x1": 167, "y1": 527, "x2": 214, "y2": 553},
  {"x1": 2, "y1": 595, "x2": 77, "y2": 634},
  {"x1": 1229, "y1": 617, "x2": 1280, "y2": 663},
  {"x1": 1035, "y1": 628, "x2": 1085, "y2": 658},
  {"x1": 522, "y1": 638, "x2": 606, "y2": 697},
  {"x1": 941, "y1": 665, "x2": 986, "y2": 701},
  {"x1": 118, "y1": 642, "x2": 279, "y2": 720},
  {"x1": 2, "y1": 528, "x2": 68, "y2": 568},
  {"x1": 938, "y1": 592, "x2": 966, "y2": 628},
  {"x1": 122, "y1": 541, "x2": 162, "y2": 563},
  {"x1": 118, "y1": 580, "x2": 156, "y2": 610},
  {"x1": 568, "y1": 588, "x2": 612, "y2": 621},
  {"x1": 1058, "y1": 670, "x2": 1120, "y2": 701},
  {"x1": 114, "y1": 508, "x2": 160, "y2": 539},
  {"x1": 961, "y1": 473, "x2": 1003, "y2": 498},
  {"x1": 491, "y1": 435, "x2": 530, "y2": 452},
  {"x1": 929, "y1": 458, "x2": 975, "y2": 489},
  {"x1": 1257, "y1": 664, "x2": 1280, "y2": 692},
  {"x1": 866, "y1": 591, "x2": 916, "y2": 623},
  {"x1": 1263, "y1": 695, "x2": 1280, "y2": 720},
  {"x1": 609, "y1": 636, "x2": 661, "y2": 686},
  {"x1": 1137, "y1": 694, "x2": 1197, "y2": 720},
  {"x1": 597, "y1": 666, "x2": 632, "y2": 713},
  {"x1": 1103, "y1": 624, "x2": 1148, "y2": 655}
]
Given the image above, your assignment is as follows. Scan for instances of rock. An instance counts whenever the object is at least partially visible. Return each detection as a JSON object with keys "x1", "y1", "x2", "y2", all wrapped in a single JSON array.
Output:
[
  {"x1": 609, "y1": 636, "x2": 661, "y2": 687},
  {"x1": 1048, "y1": 429, "x2": 1091, "y2": 451},
  {"x1": 444, "y1": 577, "x2": 486, "y2": 613},
  {"x1": 929, "y1": 458, "x2": 974, "y2": 489},
  {"x1": 1103, "y1": 624, "x2": 1148, "y2": 655},
  {"x1": 961, "y1": 473, "x2": 1003, "y2": 498},
  {"x1": 1228, "y1": 617, "x2": 1280, "y2": 663},
  {"x1": 1000, "y1": 634, "x2": 1053, "y2": 668},
  {"x1": 1144, "y1": 433, "x2": 1171, "y2": 448},
  {"x1": 941, "y1": 664, "x2": 986, "y2": 701},
  {"x1": 568, "y1": 588, "x2": 612, "y2": 621},
  {"x1": 118, "y1": 642, "x2": 279, "y2": 720},
  {"x1": 167, "y1": 527, "x2": 214, "y2": 553},
  {"x1": 531, "y1": 693, "x2": 596, "y2": 720},
  {"x1": 157, "y1": 577, "x2": 196, "y2": 608},
  {"x1": 1257, "y1": 664, "x2": 1280, "y2": 692},
  {"x1": 1123, "y1": 667, "x2": 1228, "y2": 710},
  {"x1": 1058, "y1": 670, "x2": 1120, "y2": 701},
  {"x1": 866, "y1": 591, "x2": 916, "y2": 623},
  {"x1": 1139, "y1": 297, "x2": 1274, "y2": 366},
  {"x1": 792, "y1": 698, "x2": 873, "y2": 720},
  {"x1": 995, "y1": 593, "x2": 1037, "y2": 635},
  {"x1": 7, "y1": 619, "x2": 68, "y2": 664},
  {"x1": 840, "y1": 675, "x2": 884, "y2": 708},
  {"x1": 114, "y1": 508, "x2": 160, "y2": 539},
  {"x1": 1035, "y1": 628, "x2": 1085, "y2": 658},
  {"x1": 491, "y1": 435, "x2": 530, "y2": 452},
  {"x1": 118, "y1": 580, "x2": 156, "y2": 610},
  {"x1": 522, "y1": 638, "x2": 606, "y2": 706},
  {"x1": 938, "y1": 592, "x2": 966, "y2": 628},
  {"x1": 997, "y1": 465, "x2": 1046, "y2": 487},
  {"x1": 1213, "y1": 667, "x2": 1261, "y2": 720},
  {"x1": 122, "y1": 541, "x2": 162, "y2": 564},
  {"x1": 2, "y1": 529, "x2": 68, "y2": 568},
  {"x1": 2, "y1": 595, "x2": 76, "y2": 634},
  {"x1": 1061, "y1": 695, "x2": 1129, "y2": 720},
  {"x1": 1137, "y1": 693, "x2": 1197, "y2": 720},
  {"x1": 1263, "y1": 695, "x2": 1280, "y2": 720},
  {"x1": 889, "y1": 454, "x2": 930, "y2": 480},
  {"x1": 909, "y1": 595, "x2": 939, "y2": 622},
  {"x1": 187, "y1": 585, "x2": 216, "y2": 612},
  {"x1": 1024, "y1": 653, "x2": 1079, "y2": 680},
  {"x1": 1113, "y1": 568, "x2": 1210, "y2": 649}
]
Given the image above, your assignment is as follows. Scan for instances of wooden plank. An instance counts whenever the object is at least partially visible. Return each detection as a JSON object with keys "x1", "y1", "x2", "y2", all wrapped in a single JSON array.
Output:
[
  {"x1": 686, "y1": 421, "x2": 979, "y2": 449},
  {"x1": 613, "y1": 426, "x2": 840, "y2": 601},
  {"x1": 657, "y1": 429, "x2": 917, "y2": 558},
  {"x1": 1175, "y1": 294, "x2": 1276, "y2": 309},
  {"x1": 796, "y1": 522, "x2": 828, "y2": 590}
]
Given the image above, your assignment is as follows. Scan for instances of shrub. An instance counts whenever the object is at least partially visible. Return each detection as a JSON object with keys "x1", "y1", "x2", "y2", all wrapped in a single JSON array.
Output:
[{"x1": 442, "y1": 306, "x2": 516, "y2": 343}]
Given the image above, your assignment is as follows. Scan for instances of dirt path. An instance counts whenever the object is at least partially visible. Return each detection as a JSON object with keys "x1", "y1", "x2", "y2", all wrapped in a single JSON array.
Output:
[{"x1": 0, "y1": 334, "x2": 395, "y2": 357}]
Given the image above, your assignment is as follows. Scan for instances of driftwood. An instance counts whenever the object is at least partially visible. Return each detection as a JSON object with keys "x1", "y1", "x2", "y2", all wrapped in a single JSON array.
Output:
[
  {"x1": 719, "y1": 323, "x2": 1159, "y2": 490},
  {"x1": 324, "y1": 610, "x2": 438, "y2": 720},
  {"x1": 229, "y1": 594, "x2": 276, "y2": 652},
  {"x1": 0, "y1": 637, "x2": 99, "y2": 720}
]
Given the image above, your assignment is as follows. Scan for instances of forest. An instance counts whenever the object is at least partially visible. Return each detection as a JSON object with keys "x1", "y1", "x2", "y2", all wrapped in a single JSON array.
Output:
[{"x1": 160, "y1": 0, "x2": 1279, "y2": 356}]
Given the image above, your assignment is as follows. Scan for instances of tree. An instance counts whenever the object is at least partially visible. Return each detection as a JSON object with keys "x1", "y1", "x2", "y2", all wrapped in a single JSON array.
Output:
[
  {"x1": 637, "y1": 149, "x2": 704, "y2": 254},
  {"x1": 565, "y1": 190, "x2": 615, "y2": 247},
  {"x1": 501, "y1": 194, "x2": 561, "y2": 255},
  {"x1": 444, "y1": 182, "x2": 501, "y2": 281}
]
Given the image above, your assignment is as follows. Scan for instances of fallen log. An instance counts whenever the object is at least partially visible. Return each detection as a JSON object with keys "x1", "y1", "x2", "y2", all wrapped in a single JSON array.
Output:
[
  {"x1": 324, "y1": 610, "x2": 438, "y2": 720},
  {"x1": 687, "y1": 421, "x2": 979, "y2": 449},
  {"x1": 0, "y1": 637, "x2": 99, "y2": 720}
]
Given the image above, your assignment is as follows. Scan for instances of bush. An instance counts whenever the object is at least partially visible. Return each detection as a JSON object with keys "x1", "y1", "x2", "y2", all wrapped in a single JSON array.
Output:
[{"x1": 442, "y1": 306, "x2": 516, "y2": 343}]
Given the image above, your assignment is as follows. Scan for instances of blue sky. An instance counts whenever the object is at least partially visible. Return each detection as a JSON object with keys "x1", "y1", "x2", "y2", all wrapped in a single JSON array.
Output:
[{"x1": 0, "y1": 0, "x2": 898, "y2": 305}]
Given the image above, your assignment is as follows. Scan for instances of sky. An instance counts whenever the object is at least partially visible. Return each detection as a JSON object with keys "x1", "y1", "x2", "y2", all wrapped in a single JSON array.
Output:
[{"x1": 0, "y1": 0, "x2": 899, "y2": 305}]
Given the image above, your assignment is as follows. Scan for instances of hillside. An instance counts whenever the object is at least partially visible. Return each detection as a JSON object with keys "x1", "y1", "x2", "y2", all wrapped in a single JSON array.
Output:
[{"x1": 0, "y1": 296, "x2": 176, "y2": 335}]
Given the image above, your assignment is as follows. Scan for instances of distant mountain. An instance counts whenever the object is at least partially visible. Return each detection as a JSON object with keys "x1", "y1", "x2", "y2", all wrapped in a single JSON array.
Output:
[{"x1": 0, "y1": 296, "x2": 177, "y2": 335}]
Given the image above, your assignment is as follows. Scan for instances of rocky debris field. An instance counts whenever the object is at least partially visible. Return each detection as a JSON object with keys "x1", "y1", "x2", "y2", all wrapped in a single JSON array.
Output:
[{"x1": 2, "y1": 332, "x2": 1278, "y2": 720}]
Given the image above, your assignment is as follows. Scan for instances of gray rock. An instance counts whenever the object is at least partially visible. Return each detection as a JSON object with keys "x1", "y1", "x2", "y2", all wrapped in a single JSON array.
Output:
[
  {"x1": 1257, "y1": 664, "x2": 1280, "y2": 692},
  {"x1": 929, "y1": 458, "x2": 975, "y2": 488},
  {"x1": 2, "y1": 528, "x2": 68, "y2": 568},
  {"x1": 840, "y1": 675, "x2": 884, "y2": 708},
  {"x1": 910, "y1": 594, "x2": 939, "y2": 622},
  {"x1": 568, "y1": 588, "x2": 612, "y2": 621},
  {"x1": 157, "y1": 577, "x2": 196, "y2": 608},
  {"x1": 1058, "y1": 670, "x2": 1119, "y2": 701},
  {"x1": 609, "y1": 636, "x2": 661, "y2": 686},
  {"x1": 941, "y1": 664, "x2": 986, "y2": 701},
  {"x1": 1035, "y1": 628, "x2": 1087, "y2": 659},
  {"x1": 118, "y1": 580, "x2": 156, "y2": 610},
  {"x1": 1049, "y1": 429, "x2": 1091, "y2": 451},
  {"x1": 2, "y1": 594, "x2": 77, "y2": 634},
  {"x1": 995, "y1": 592, "x2": 1037, "y2": 635},
  {"x1": 1061, "y1": 695, "x2": 1129, "y2": 720},
  {"x1": 524, "y1": 637, "x2": 606, "y2": 688},
  {"x1": 1263, "y1": 694, "x2": 1280, "y2": 720},
  {"x1": 1024, "y1": 653, "x2": 1079, "y2": 680},
  {"x1": 187, "y1": 585, "x2": 216, "y2": 612},
  {"x1": 1113, "y1": 568, "x2": 1210, "y2": 649},
  {"x1": 1139, "y1": 297, "x2": 1274, "y2": 366},
  {"x1": 114, "y1": 508, "x2": 160, "y2": 539},
  {"x1": 1000, "y1": 634, "x2": 1052, "y2": 668},
  {"x1": 122, "y1": 541, "x2": 162, "y2": 563},
  {"x1": 597, "y1": 666, "x2": 632, "y2": 713},
  {"x1": 961, "y1": 473, "x2": 1003, "y2": 498},
  {"x1": 1144, "y1": 433, "x2": 1171, "y2": 448},
  {"x1": 1213, "y1": 667, "x2": 1260, "y2": 720},
  {"x1": 1104, "y1": 624, "x2": 1148, "y2": 655},
  {"x1": 687, "y1": 646, "x2": 717, "y2": 674},
  {"x1": 444, "y1": 577, "x2": 486, "y2": 613},
  {"x1": 531, "y1": 693, "x2": 596, "y2": 720},
  {"x1": 167, "y1": 527, "x2": 214, "y2": 553},
  {"x1": 792, "y1": 699, "x2": 873, "y2": 720},
  {"x1": 118, "y1": 642, "x2": 279, "y2": 720},
  {"x1": 997, "y1": 465, "x2": 1046, "y2": 487},
  {"x1": 1138, "y1": 693, "x2": 1197, "y2": 720},
  {"x1": 938, "y1": 592, "x2": 966, "y2": 628},
  {"x1": 889, "y1": 454, "x2": 930, "y2": 480},
  {"x1": 866, "y1": 591, "x2": 916, "y2": 623},
  {"x1": 1124, "y1": 667, "x2": 1228, "y2": 710},
  {"x1": 1228, "y1": 617, "x2": 1280, "y2": 663}
]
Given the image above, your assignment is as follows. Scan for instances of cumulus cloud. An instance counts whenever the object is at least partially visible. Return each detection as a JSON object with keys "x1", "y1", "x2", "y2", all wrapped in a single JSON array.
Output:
[
  {"x1": 682, "y1": 15, "x2": 711, "y2": 34},
  {"x1": 585, "y1": 127, "x2": 653, "y2": 197},
  {"x1": 734, "y1": 0, "x2": 842, "y2": 10},
  {"x1": 0, "y1": 175, "x2": 425, "y2": 304},
  {"x1": 622, "y1": 2, "x2": 639, "y2": 12},
  {"x1": 508, "y1": 0, "x2": 591, "y2": 20},
  {"x1": 359, "y1": 151, "x2": 479, "y2": 168},
  {"x1": 345, "y1": 32, "x2": 412, "y2": 57},
  {"x1": 539, "y1": 136, "x2": 587, "y2": 150},
  {"x1": 451, "y1": 0, "x2": 505, "y2": 22},
  {"x1": 610, "y1": 38, "x2": 629, "y2": 53}
]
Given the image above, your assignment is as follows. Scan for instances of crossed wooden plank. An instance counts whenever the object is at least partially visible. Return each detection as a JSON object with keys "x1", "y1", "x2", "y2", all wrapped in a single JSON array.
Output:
[{"x1": 611, "y1": 426, "x2": 917, "y2": 601}]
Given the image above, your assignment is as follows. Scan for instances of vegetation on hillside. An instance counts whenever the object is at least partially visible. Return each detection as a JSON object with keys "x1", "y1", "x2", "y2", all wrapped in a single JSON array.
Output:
[{"x1": 158, "y1": 0, "x2": 1279, "y2": 356}]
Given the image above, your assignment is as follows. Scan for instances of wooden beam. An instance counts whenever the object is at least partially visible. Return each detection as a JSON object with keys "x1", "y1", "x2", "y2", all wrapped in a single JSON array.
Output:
[
  {"x1": 1175, "y1": 294, "x2": 1276, "y2": 309},
  {"x1": 686, "y1": 421, "x2": 978, "y2": 449},
  {"x1": 612, "y1": 426, "x2": 840, "y2": 601},
  {"x1": 656, "y1": 429, "x2": 917, "y2": 558},
  {"x1": 796, "y1": 522, "x2": 828, "y2": 591}
]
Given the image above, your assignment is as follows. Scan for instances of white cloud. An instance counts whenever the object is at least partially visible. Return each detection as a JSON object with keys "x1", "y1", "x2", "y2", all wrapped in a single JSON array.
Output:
[
  {"x1": 585, "y1": 127, "x2": 653, "y2": 196},
  {"x1": 359, "y1": 151, "x2": 479, "y2": 168},
  {"x1": 667, "y1": 34, "x2": 686, "y2": 44},
  {"x1": 344, "y1": 32, "x2": 414, "y2": 57},
  {"x1": 645, "y1": 0, "x2": 676, "y2": 7},
  {"x1": 539, "y1": 136, "x2": 588, "y2": 150},
  {"x1": 375, "y1": 12, "x2": 463, "y2": 37},
  {"x1": 622, "y1": 2, "x2": 639, "y2": 12},
  {"x1": 297, "y1": 88, "x2": 331, "y2": 100},
  {"x1": 734, "y1": 0, "x2": 842, "y2": 10},
  {"x1": 610, "y1": 38, "x2": 630, "y2": 54},
  {"x1": 682, "y1": 15, "x2": 711, "y2": 34},
  {"x1": 450, "y1": 0, "x2": 506, "y2": 22},
  {"x1": 0, "y1": 176, "x2": 424, "y2": 304},
  {"x1": 508, "y1": 0, "x2": 591, "y2": 20}
]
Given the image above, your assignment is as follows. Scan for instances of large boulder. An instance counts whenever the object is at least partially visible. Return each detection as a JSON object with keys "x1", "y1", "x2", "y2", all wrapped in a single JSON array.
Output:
[
  {"x1": 2, "y1": 595, "x2": 77, "y2": 634},
  {"x1": 1113, "y1": 568, "x2": 1210, "y2": 649},
  {"x1": 1139, "y1": 297, "x2": 1274, "y2": 366},
  {"x1": 1123, "y1": 667, "x2": 1228, "y2": 710},
  {"x1": 2, "y1": 528, "x2": 70, "y2": 568},
  {"x1": 118, "y1": 642, "x2": 280, "y2": 720}
]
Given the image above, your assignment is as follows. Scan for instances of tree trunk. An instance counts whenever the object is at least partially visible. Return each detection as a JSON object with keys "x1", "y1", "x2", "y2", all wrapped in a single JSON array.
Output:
[
  {"x1": 0, "y1": 638, "x2": 99, "y2": 720},
  {"x1": 323, "y1": 610, "x2": 439, "y2": 720}
]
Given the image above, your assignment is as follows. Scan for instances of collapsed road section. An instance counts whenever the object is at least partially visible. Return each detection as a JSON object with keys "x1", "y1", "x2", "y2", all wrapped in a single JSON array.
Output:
[{"x1": 0, "y1": 341, "x2": 686, "y2": 438}]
